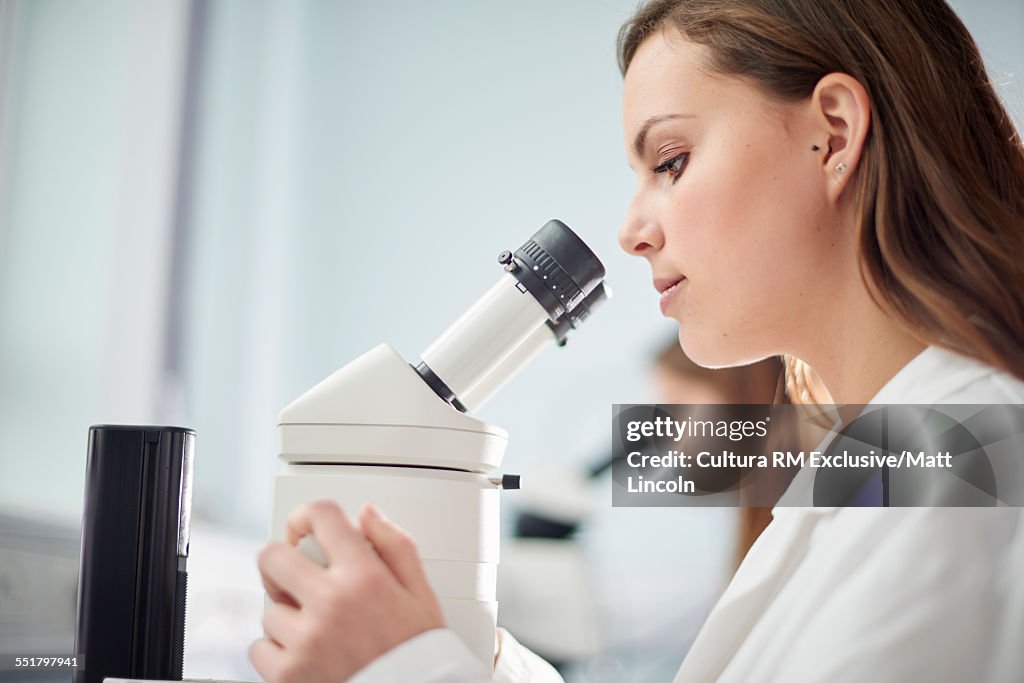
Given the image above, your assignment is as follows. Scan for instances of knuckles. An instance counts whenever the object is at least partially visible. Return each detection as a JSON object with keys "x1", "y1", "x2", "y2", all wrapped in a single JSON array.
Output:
[
  {"x1": 246, "y1": 640, "x2": 262, "y2": 663},
  {"x1": 257, "y1": 541, "x2": 286, "y2": 570},
  {"x1": 385, "y1": 525, "x2": 416, "y2": 551},
  {"x1": 372, "y1": 522, "x2": 419, "y2": 559},
  {"x1": 351, "y1": 564, "x2": 391, "y2": 594},
  {"x1": 309, "y1": 564, "x2": 392, "y2": 618},
  {"x1": 313, "y1": 582, "x2": 349, "y2": 617},
  {"x1": 284, "y1": 499, "x2": 347, "y2": 537},
  {"x1": 275, "y1": 656, "x2": 309, "y2": 683},
  {"x1": 308, "y1": 498, "x2": 344, "y2": 519},
  {"x1": 296, "y1": 618, "x2": 325, "y2": 651}
]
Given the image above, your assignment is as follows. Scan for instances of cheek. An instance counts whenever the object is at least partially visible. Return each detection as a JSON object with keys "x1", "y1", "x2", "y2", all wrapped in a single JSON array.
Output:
[
  {"x1": 670, "y1": 151, "x2": 750, "y2": 242},
  {"x1": 665, "y1": 139, "x2": 784, "y2": 267},
  {"x1": 676, "y1": 281, "x2": 793, "y2": 369},
  {"x1": 667, "y1": 150, "x2": 830, "y2": 365},
  {"x1": 666, "y1": 152, "x2": 790, "y2": 297}
]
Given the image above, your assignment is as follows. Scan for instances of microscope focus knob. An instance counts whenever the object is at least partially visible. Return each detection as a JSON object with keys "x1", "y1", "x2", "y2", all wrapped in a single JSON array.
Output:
[{"x1": 489, "y1": 473, "x2": 521, "y2": 490}]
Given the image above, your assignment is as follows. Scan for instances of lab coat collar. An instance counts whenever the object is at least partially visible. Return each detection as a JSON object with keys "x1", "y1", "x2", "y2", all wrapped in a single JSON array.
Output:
[
  {"x1": 867, "y1": 345, "x2": 995, "y2": 404},
  {"x1": 774, "y1": 346, "x2": 995, "y2": 509},
  {"x1": 673, "y1": 346, "x2": 997, "y2": 682}
]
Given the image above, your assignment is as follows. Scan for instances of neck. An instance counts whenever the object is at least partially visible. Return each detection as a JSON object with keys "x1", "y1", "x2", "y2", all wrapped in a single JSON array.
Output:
[{"x1": 800, "y1": 289, "x2": 926, "y2": 405}]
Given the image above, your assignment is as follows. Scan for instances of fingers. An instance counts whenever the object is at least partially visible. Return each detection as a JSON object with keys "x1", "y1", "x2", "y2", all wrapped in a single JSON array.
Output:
[
  {"x1": 286, "y1": 500, "x2": 371, "y2": 566},
  {"x1": 252, "y1": 500, "x2": 446, "y2": 683},
  {"x1": 261, "y1": 576, "x2": 299, "y2": 609},
  {"x1": 359, "y1": 503, "x2": 435, "y2": 602},
  {"x1": 259, "y1": 550, "x2": 300, "y2": 608},
  {"x1": 248, "y1": 638, "x2": 285, "y2": 683},
  {"x1": 277, "y1": 499, "x2": 437, "y2": 606},
  {"x1": 262, "y1": 600, "x2": 303, "y2": 647},
  {"x1": 258, "y1": 541, "x2": 324, "y2": 607}
]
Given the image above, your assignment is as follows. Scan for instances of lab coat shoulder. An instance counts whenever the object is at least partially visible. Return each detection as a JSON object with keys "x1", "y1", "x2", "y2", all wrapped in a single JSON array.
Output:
[
  {"x1": 674, "y1": 347, "x2": 1024, "y2": 683},
  {"x1": 869, "y1": 344, "x2": 1024, "y2": 404}
]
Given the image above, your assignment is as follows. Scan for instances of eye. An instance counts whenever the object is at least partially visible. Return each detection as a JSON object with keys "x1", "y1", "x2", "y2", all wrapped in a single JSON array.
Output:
[{"x1": 652, "y1": 153, "x2": 690, "y2": 182}]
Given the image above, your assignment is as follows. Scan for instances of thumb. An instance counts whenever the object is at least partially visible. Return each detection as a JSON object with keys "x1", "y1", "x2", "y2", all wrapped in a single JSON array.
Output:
[{"x1": 359, "y1": 503, "x2": 436, "y2": 603}]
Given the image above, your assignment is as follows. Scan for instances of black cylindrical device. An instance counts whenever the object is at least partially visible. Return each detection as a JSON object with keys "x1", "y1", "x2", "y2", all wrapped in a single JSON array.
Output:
[{"x1": 73, "y1": 425, "x2": 194, "y2": 683}]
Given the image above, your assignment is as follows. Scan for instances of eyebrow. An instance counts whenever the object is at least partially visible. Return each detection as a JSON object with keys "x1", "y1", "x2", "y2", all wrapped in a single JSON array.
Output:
[{"x1": 632, "y1": 113, "x2": 697, "y2": 158}]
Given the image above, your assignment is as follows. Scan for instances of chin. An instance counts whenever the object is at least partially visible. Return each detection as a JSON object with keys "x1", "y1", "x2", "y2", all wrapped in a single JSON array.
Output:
[{"x1": 677, "y1": 327, "x2": 765, "y2": 370}]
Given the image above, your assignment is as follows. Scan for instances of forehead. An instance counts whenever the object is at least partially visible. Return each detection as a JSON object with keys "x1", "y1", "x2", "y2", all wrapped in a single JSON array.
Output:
[
  {"x1": 622, "y1": 29, "x2": 767, "y2": 143},
  {"x1": 625, "y1": 30, "x2": 708, "y2": 93}
]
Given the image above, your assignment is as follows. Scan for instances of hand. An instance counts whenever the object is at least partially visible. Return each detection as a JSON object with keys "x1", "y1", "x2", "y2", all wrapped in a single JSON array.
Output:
[{"x1": 249, "y1": 500, "x2": 445, "y2": 683}]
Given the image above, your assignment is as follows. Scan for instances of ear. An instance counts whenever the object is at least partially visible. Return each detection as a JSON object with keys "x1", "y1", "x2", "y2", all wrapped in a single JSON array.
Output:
[{"x1": 810, "y1": 73, "x2": 871, "y2": 201}]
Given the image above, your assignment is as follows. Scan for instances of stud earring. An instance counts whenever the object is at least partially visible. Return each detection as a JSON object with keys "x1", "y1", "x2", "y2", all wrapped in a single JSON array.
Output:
[{"x1": 835, "y1": 161, "x2": 847, "y2": 174}]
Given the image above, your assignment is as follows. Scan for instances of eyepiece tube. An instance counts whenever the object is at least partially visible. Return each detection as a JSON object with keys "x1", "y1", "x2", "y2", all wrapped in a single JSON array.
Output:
[
  {"x1": 418, "y1": 273, "x2": 550, "y2": 408},
  {"x1": 417, "y1": 220, "x2": 605, "y2": 410},
  {"x1": 459, "y1": 282, "x2": 610, "y2": 412}
]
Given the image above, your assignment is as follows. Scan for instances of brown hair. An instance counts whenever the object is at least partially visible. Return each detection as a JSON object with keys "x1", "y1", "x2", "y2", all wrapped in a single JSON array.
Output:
[{"x1": 619, "y1": 0, "x2": 1024, "y2": 391}]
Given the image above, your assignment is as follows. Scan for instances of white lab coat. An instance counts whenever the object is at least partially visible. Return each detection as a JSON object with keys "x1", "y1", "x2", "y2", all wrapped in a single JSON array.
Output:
[{"x1": 350, "y1": 346, "x2": 1024, "y2": 683}]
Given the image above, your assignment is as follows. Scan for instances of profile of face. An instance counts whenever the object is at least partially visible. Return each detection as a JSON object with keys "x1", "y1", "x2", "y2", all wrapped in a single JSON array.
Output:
[{"x1": 619, "y1": 29, "x2": 867, "y2": 369}]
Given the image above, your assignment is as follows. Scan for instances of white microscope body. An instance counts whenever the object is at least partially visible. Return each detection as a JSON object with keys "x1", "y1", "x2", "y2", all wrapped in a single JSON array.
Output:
[{"x1": 269, "y1": 221, "x2": 606, "y2": 667}]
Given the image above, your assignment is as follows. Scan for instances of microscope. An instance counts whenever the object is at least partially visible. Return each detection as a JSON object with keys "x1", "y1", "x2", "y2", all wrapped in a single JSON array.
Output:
[
  {"x1": 270, "y1": 219, "x2": 606, "y2": 666},
  {"x1": 82, "y1": 219, "x2": 606, "y2": 682}
]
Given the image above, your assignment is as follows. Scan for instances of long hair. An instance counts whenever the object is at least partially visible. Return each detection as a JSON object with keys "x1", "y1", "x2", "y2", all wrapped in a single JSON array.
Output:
[{"x1": 618, "y1": 0, "x2": 1024, "y2": 394}]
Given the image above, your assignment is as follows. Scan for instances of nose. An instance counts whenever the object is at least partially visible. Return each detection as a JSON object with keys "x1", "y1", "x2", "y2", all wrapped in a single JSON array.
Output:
[{"x1": 618, "y1": 188, "x2": 663, "y2": 257}]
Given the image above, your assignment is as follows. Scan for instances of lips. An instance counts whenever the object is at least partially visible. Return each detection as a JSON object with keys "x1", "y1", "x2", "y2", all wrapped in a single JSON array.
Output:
[
  {"x1": 654, "y1": 276, "x2": 686, "y2": 294},
  {"x1": 655, "y1": 275, "x2": 687, "y2": 316}
]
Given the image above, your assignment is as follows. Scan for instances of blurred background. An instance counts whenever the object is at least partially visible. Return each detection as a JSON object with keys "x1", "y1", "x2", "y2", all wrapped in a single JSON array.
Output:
[{"x1": 0, "y1": 1, "x2": 1020, "y2": 681}]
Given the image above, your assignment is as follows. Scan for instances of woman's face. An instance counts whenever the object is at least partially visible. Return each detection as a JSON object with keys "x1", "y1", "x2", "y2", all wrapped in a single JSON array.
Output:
[{"x1": 620, "y1": 30, "x2": 852, "y2": 368}]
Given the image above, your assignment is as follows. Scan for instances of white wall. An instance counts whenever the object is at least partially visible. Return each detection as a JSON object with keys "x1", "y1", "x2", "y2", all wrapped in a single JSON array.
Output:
[
  {"x1": 1, "y1": 0, "x2": 1021, "y2": 534},
  {"x1": 0, "y1": 0, "x2": 189, "y2": 521},
  {"x1": 179, "y1": 0, "x2": 1024, "y2": 533},
  {"x1": 181, "y1": 0, "x2": 659, "y2": 532},
  {"x1": 951, "y1": 0, "x2": 1024, "y2": 126}
]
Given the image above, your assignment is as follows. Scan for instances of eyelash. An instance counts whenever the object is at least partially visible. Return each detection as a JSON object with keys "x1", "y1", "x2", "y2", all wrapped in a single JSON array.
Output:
[{"x1": 652, "y1": 153, "x2": 690, "y2": 182}]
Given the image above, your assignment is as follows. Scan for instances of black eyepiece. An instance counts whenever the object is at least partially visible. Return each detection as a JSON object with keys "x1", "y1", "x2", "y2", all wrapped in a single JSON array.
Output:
[
  {"x1": 547, "y1": 281, "x2": 610, "y2": 345},
  {"x1": 505, "y1": 219, "x2": 606, "y2": 321}
]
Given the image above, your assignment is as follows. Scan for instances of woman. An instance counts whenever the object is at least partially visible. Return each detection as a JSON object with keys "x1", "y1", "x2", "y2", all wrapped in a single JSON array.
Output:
[{"x1": 250, "y1": 1, "x2": 1024, "y2": 681}]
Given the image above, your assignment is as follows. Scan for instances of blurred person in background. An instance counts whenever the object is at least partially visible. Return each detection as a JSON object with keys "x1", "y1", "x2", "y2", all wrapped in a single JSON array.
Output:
[{"x1": 498, "y1": 340, "x2": 787, "y2": 681}]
